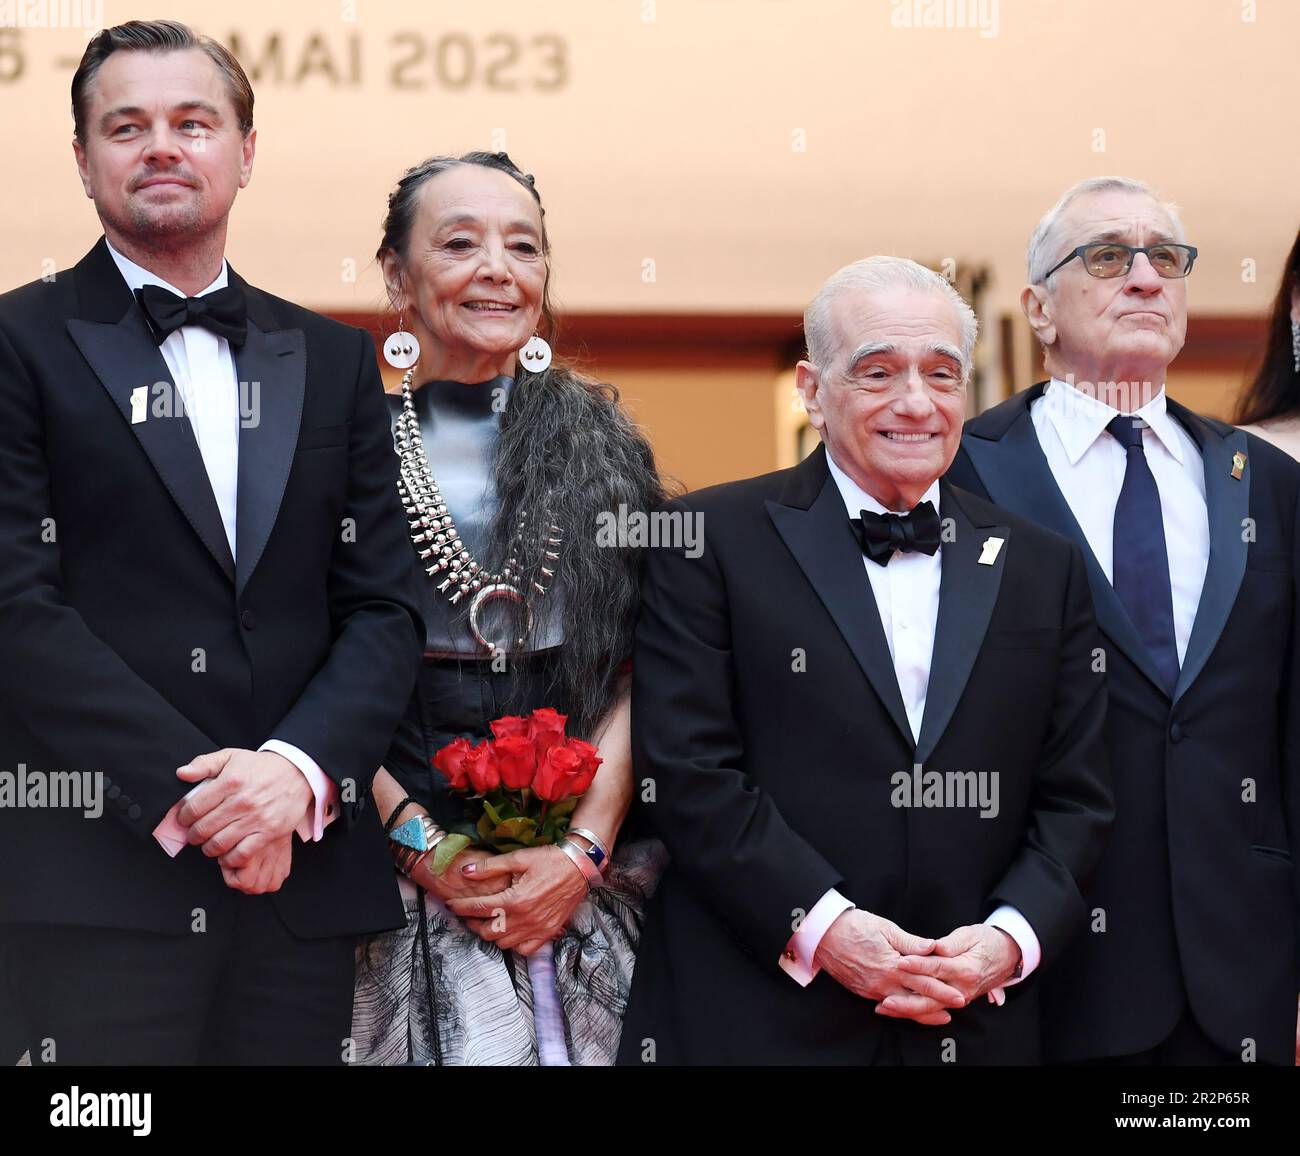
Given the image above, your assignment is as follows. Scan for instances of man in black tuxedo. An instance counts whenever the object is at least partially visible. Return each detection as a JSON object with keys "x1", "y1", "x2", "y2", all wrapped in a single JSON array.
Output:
[
  {"x1": 947, "y1": 176, "x2": 1300, "y2": 1065},
  {"x1": 0, "y1": 21, "x2": 421, "y2": 1064},
  {"x1": 618, "y1": 256, "x2": 1113, "y2": 1065}
]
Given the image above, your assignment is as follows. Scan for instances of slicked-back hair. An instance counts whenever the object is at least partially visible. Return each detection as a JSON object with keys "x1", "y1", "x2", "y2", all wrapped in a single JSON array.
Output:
[{"x1": 72, "y1": 19, "x2": 254, "y2": 143}]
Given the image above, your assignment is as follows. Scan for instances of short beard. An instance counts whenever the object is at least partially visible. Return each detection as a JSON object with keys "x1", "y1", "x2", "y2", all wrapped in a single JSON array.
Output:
[{"x1": 99, "y1": 193, "x2": 211, "y2": 254}]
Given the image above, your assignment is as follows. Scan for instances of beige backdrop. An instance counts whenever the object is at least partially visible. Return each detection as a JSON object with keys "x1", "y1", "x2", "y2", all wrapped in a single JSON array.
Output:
[
  {"x1": 3, "y1": 0, "x2": 1296, "y2": 314},
  {"x1": 2, "y1": 0, "x2": 1295, "y2": 489}
]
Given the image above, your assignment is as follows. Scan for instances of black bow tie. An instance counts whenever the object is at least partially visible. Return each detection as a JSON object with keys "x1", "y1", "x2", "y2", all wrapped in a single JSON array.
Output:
[
  {"x1": 851, "y1": 500, "x2": 942, "y2": 566},
  {"x1": 136, "y1": 283, "x2": 248, "y2": 347}
]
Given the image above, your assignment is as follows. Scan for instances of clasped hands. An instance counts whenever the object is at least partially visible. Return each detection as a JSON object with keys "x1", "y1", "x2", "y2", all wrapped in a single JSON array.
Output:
[
  {"x1": 419, "y1": 844, "x2": 590, "y2": 958},
  {"x1": 814, "y1": 909, "x2": 1022, "y2": 1026},
  {"x1": 174, "y1": 748, "x2": 313, "y2": 895}
]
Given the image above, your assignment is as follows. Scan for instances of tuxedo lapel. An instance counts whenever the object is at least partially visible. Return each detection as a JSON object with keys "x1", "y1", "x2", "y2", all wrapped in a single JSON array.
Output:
[
  {"x1": 961, "y1": 385, "x2": 1170, "y2": 697},
  {"x1": 766, "y1": 445, "x2": 914, "y2": 749},
  {"x1": 66, "y1": 241, "x2": 235, "y2": 583},
  {"x1": 913, "y1": 481, "x2": 1007, "y2": 765},
  {"x1": 1167, "y1": 400, "x2": 1249, "y2": 704},
  {"x1": 230, "y1": 270, "x2": 305, "y2": 599},
  {"x1": 64, "y1": 243, "x2": 309, "y2": 596}
]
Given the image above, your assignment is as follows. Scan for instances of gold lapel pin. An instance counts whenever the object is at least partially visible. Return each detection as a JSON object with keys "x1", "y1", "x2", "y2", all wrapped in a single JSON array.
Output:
[{"x1": 1231, "y1": 450, "x2": 1246, "y2": 480}]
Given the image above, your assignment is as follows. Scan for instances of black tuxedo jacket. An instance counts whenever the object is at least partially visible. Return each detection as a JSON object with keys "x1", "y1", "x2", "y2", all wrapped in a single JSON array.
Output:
[
  {"x1": 617, "y1": 445, "x2": 1113, "y2": 1065},
  {"x1": 0, "y1": 237, "x2": 421, "y2": 939},
  {"x1": 948, "y1": 381, "x2": 1300, "y2": 1064}
]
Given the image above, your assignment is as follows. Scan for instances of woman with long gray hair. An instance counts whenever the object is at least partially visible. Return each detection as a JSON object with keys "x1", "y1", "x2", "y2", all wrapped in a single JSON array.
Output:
[{"x1": 351, "y1": 151, "x2": 668, "y2": 1065}]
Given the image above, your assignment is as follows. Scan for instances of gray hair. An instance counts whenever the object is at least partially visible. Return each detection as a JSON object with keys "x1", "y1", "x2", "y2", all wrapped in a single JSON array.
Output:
[
  {"x1": 486, "y1": 365, "x2": 668, "y2": 739},
  {"x1": 1027, "y1": 175, "x2": 1185, "y2": 284},
  {"x1": 803, "y1": 256, "x2": 978, "y2": 379}
]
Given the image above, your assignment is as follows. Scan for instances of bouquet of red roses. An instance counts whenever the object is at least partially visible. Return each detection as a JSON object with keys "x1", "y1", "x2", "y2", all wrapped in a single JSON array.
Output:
[{"x1": 428, "y1": 707, "x2": 602, "y2": 875}]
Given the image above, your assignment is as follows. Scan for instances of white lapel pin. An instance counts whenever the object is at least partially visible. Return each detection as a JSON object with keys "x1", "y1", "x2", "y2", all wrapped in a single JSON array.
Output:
[
  {"x1": 129, "y1": 385, "x2": 148, "y2": 425},
  {"x1": 978, "y1": 536, "x2": 1005, "y2": 566}
]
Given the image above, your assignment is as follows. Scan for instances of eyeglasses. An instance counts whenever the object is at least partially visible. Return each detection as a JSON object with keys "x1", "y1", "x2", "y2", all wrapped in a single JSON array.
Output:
[{"x1": 1043, "y1": 242, "x2": 1198, "y2": 281}]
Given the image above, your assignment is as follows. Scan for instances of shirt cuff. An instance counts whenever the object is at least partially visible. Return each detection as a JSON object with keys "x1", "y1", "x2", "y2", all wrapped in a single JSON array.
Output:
[
  {"x1": 779, "y1": 888, "x2": 856, "y2": 986},
  {"x1": 984, "y1": 903, "x2": 1041, "y2": 1005},
  {"x1": 151, "y1": 783, "x2": 207, "y2": 858},
  {"x1": 152, "y1": 800, "x2": 189, "y2": 857},
  {"x1": 259, "y1": 739, "x2": 339, "y2": 843}
]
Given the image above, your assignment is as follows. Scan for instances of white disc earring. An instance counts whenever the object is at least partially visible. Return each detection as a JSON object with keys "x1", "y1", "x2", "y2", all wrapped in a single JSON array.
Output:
[
  {"x1": 519, "y1": 333, "x2": 552, "y2": 373},
  {"x1": 383, "y1": 319, "x2": 421, "y2": 370}
]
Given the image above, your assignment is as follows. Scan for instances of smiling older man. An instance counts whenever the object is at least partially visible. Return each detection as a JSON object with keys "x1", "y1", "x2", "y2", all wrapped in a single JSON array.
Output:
[
  {"x1": 950, "y1": 176, "x2": 1300, "y2": 1066},
  {"x1": 618, "y1": 256, "x2": 1113, "y2": 1065}
]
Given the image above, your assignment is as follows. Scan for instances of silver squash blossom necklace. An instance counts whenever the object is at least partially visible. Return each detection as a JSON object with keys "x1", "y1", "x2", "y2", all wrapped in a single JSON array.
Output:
[{"x1": 394, "y1": 367, "x2": 563, "y2": 654}]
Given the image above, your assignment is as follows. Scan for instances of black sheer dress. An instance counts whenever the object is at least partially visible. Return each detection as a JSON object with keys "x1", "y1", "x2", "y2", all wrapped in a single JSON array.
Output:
[{"x1": 351, "y1": 376, "x2": 665, "y2": 1066}]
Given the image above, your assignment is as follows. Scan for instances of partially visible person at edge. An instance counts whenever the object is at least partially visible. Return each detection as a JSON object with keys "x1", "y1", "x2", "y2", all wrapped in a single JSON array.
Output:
[
  {"x1": 1237, "y1": 227, "x2": 1300, "y2": 461},
  {"x1": 350, "y1": 151, "x2": 669, "y2": 1066}
]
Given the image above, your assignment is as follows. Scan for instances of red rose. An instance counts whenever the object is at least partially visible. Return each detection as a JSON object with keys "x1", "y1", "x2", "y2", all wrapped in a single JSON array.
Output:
[
  {"x1": 528, "y1": 707, "x2": 569, "y2": 757},
  {"x1": 494, "y1": 734, "x2": 538, "y2": 791},
  {"x1": 490, "y1": 714, "x2": 531, "y2": 741},
  {"x1": 533, "y1": 744, "x2": 583, "y2": 802},
  {"x1": 431, "y1": 736, "x2": 473, "y2": 791},
  {"x1": 532, "y1": 740, "x2": 601, "y2": 803},
  {"x1": 463, "y1": 740, "x2": 501, "y2": 794},
  {"x1": 563, "y1": 737, "x2": 602, "y2": 796}
]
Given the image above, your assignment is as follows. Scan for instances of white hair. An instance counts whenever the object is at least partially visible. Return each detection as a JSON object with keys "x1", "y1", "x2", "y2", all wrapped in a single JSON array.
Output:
[
  {"x1": 1027, "y1": 175, "x2": 1186, "y2": 284},
  {"x1": 803, "y1": 255, "x2": 978, "y2": 376}
]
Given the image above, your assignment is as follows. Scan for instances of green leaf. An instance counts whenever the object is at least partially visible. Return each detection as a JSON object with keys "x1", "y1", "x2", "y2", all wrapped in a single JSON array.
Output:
[
  {"x1": 476, "y1": 813, "x2": 496, "y2": 842},
  {"x1": 428, "y1": 833, "x2": 472, "y2": 876},
  {"x1": 548, "y1": 797, "x2": 579, "y2": 821},
  {"x1": 482, "y1": 799, "x2": 505, "y2": 827},
  {"x1": 492, "y1": 816, "x2": 538, "y2": 842}
]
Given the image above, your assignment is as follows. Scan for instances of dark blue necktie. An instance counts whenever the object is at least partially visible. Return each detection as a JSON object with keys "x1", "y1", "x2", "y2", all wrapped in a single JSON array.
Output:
[{"x1": 1107, "y1": 414, "x2": 1179, "y2": 695}]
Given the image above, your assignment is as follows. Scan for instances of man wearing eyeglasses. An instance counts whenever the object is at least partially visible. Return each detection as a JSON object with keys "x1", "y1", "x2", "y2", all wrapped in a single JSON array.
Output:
[{"x1": 948, "y1": 176, "x2": 1300, "y2": 1066}]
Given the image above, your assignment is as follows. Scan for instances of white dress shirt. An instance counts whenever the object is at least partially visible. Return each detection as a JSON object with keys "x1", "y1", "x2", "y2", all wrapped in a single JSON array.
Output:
[
  {"x1": 1030, "y1": 378, "x2": 1208, "y2": 666},
  {"x1": 779, "y1": 449, "x2": 1041, "y2": 1002},
  {"x1": 103, "y1": 240, "x2": 336, "y2": 854}
]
